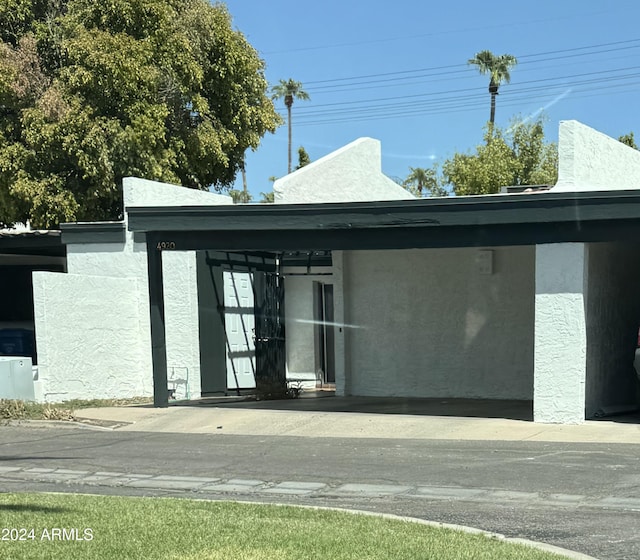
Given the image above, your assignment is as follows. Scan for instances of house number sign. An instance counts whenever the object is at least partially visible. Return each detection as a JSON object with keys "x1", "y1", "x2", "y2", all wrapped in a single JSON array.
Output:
[{"x1": 156, "y1": 241, "x2": 177, "y2": 250}]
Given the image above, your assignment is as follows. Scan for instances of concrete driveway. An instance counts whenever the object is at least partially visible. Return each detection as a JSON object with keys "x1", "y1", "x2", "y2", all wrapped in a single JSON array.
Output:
[{"x1": 72, "y1": 393, "x2": 640, "y2": 444}]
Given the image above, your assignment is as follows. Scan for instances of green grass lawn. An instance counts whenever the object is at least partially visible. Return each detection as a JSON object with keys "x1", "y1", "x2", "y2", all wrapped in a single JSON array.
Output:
[{"x1": 0, "y1": 493, "x2": 569, "y2": 559}]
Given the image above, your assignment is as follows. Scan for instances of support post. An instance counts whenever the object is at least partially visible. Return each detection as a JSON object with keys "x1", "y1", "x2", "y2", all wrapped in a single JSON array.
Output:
[
  {"x1": 147, "y1": 234, "x2": 168, "y2": 407},
  {"x1": 332, "y1": 250, "x2": 348, "y2": 396},
  {"x1": 196, "y1": 252, "x2": 227, "y2": 394},
  {"x1": 534, "y1": 243, "x2": 587, "y2": 423}
]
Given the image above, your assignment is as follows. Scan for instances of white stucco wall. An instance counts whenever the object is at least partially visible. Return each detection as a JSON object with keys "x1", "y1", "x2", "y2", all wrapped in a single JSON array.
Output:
[
  {"x1": 66, "y1": 236, "x2": 145, "y2": 278},
  {"x1": 33, "y1": 272, "x2": 151, "y2": 401},
  {"x1": 273, "y1": 138, "x2": 415, "y2": 203},
  {"x1": 342, "y1": 247, "x2": 535, "y2": 399},
  {"x1": 163, "y1": 252, "x2": 201, "y2": 399},
  {"x1": 534, "y1": 243, "x2": 588, "y2": 424},
  {"x1": 585, "y1": 242, "x2": 640, "y2": 417},
  {"x1": 33, "y1": 177, "x2": 232, "y2": 402},
  {"x1": 123, "y1": 177, "x2": 233, "y2": 207},
  {"x1": 553, "y1": 120, "x2": 640, "y2": 191},
  {"x1": 36, "y1": 240, "x2": 201, "y2": 401}
]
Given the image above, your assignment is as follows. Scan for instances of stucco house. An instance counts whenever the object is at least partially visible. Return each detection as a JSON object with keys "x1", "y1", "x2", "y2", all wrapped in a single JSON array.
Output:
[
  {"x1": 17, "y1": 120, "x2": 640, "y2": 424},
  {"x1": 28, "y1": 137, "x2": 408, "y2": 402}
]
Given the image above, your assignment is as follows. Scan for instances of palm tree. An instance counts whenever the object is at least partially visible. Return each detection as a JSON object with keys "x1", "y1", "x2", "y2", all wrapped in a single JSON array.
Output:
[
  {"x1": 468, "y1": 50, "x2": 517, "y2": 127},
  {"x1": 240, "y1": 157, "x2": 248, "y2": 201},
  {"x1": 271, "y1": 79, "x2": 310, "y2": 174},
  {"x1": 404, "y1": 167, "x2": 439, "y2": 197}
]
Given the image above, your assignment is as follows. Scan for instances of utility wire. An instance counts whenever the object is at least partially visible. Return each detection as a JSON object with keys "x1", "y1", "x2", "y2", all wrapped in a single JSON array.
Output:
[
  {"x1": 295, "y1": 82, "x2": 640, "y2": 126},
  {"x1": 282, "y1": 66, "x2": 640, "y2": 114},
  {"x1": 291, "y1": 74, "x2": 640, "y2": 124},
  {"x1": 303, "y1": 43, "x2": 640, "y2": 96},
  {"x1": 299, "y1": 38, "x2": 640, "y2": 87},
  {"x1": 268, "y1": 38, "x2": 640, "y2": 128}
]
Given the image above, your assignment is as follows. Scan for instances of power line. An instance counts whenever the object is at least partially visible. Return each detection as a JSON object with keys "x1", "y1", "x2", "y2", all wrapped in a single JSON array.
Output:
[
  {"x1": 285, "y1": 66, "x2": 640, "y2": 114},
  {"x1": 293, "y1": 79, "x2": 640, "y2": 126},
  {"x1": 267, "y1": 39, "x2": 640, "y2": 130},
  {"x1": 304, "y1": 51, "x2": 640, "y2": 97},
  {"x1": 299, "y1": 38, "x2": 640, "y2": 87}
]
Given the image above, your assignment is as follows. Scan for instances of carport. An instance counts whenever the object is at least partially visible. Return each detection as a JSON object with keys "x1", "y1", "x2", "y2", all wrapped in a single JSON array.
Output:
[
  {"x1": 127, "y1": 189, "x2": 640, "y2": 423},
  {"x1": 0, "y1": 229, "x2": 66, "y2": 363}
]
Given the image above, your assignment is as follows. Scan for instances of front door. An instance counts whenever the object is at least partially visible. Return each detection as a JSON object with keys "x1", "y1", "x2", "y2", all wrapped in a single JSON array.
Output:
[{"x1": 314, "y1": 282, "x2": 335, "y2": 384}]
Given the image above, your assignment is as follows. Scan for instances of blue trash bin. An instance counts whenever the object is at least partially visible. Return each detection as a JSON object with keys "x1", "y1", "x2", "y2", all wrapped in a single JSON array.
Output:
[{"x1": 0, "y1": 329, "x2": 35, "y2": 361}]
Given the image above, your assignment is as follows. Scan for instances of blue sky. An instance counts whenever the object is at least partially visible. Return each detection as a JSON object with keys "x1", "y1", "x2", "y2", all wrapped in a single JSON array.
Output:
[{"x1": 224, "y1": 0, "x2": 640, "y2": 199}]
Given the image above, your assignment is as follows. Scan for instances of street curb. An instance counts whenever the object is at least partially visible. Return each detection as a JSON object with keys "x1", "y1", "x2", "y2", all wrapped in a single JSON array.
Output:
[
  {"x1": 33, "y1": 490, "x2": 597, "y2": 558},
  {"x1": 256, "y1": 503, "x2": 600, "y2": 560}
]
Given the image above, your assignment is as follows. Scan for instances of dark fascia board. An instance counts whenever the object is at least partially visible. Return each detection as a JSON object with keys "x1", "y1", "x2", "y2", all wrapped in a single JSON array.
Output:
[
  {"x1": 126, "y1": 191, "x2": 640, "y2": 252},
  {"x1": 61, "y1": 221, "x2": 126, "y2": 245},
  {"x1": 126, "y1": 190, "x2": 640, "y2": 234},
  {"x1": 138, "y1": 218, "x2": 640, "y2": 253},
  {"x1": 0, "y1": 230, "x2": 65, "y2": 256}
]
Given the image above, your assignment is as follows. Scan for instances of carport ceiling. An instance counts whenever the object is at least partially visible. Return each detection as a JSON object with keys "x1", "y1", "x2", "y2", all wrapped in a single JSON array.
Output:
[{"x1": 126, "y1": 190, "x2": 640, "y2": 252}]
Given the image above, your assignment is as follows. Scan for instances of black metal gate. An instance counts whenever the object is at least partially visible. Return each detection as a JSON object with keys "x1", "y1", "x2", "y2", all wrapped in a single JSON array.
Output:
[{"x1": 253, "y1": 271, "x2": 286, "y2": 396}]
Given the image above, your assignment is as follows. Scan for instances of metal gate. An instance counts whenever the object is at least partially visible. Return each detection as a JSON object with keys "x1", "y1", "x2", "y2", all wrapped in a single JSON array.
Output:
[
  {"x1": 200, "y1": 251, "x2": 286, "y2": 397},
  {"x1": 253, "y1": 271, "x2": 286, "y2": 395},
  {"x1": 224, "y1": 271, "x2": 256, "y2": 391}
]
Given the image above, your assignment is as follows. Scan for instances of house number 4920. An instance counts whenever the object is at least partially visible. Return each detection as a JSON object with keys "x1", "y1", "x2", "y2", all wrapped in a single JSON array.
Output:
[{"x1": 156, "y1": 241, "x2": 176, "y2": 250}]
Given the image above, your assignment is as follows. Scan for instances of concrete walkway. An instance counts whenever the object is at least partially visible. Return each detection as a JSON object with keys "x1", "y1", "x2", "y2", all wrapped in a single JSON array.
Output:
[{"x1": 73, "y1": 395, "x2": 640, "y2": 443}]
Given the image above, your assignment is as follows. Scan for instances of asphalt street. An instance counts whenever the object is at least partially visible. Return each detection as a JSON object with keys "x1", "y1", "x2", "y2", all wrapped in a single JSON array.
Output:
[{"x1": 1, "y1": 424, "x2": 639, "y2": 559}]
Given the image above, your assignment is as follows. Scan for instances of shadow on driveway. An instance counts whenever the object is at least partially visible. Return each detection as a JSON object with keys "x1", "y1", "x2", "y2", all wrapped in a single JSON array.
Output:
[{"x1": 180, "y1": 394, "x2": 534, "y2": 422}]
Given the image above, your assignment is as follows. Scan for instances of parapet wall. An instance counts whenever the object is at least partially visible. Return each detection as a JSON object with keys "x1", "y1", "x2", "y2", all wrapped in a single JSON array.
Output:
[
  {"x1": 273, "y1": 138, "x2": 414, "y2": 203},
  {"x1": 554, "y1": 120, "x2": 640, "y2": 191}
]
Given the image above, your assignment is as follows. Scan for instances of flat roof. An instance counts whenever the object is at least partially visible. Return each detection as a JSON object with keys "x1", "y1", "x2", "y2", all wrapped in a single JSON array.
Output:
[{"x1": 125, "y1": 190, "x2": 640, "y2": 252}]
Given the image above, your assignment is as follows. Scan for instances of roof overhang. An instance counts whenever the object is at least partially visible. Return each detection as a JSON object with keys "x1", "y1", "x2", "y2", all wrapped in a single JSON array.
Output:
[
  {"x1": 126, "y1": 190, "x2": 640, "y2": 252},
  {"x1": 0, "y1": 230, "x2": 65, "y2": 257}
]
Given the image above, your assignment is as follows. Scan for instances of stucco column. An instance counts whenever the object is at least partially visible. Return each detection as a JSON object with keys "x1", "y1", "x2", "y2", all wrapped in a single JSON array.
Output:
[
  {"x1": 332, "y1": 250, "x2": 348, "y2": 396},
  {"x1": 534, "y1": 243, "x2": 587, "y2": 423}
]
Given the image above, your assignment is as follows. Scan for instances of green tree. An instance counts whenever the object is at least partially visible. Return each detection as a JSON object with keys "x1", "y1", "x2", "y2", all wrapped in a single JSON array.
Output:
[
  {"x1": 442, "y1": 117, "x2": 557, "y2": 196},
  {"x1": 271, "y1": 79, "x2": 309, "y2": 174},
  {"x1": 296, "y1": 146, "x2": 311, "y2": 170},
  {"x1": 468, "y1": 50, "x2": 518, "y2": 126},
  {"x1": 619, "y1": 132, "x2": 638, "y2": 150},
  {"x1": 0, "y1": 0, "x2": 279, "y2": 227},
  {"x1": 259, "y1": 191, "x2": 274, "y2": 203},
  {"x1": 258, "y1": 176, "x2": 278, "y2": 203},
  {"x1": 403, "y1": 166, "x2": 447, "y2": 197},
  {"x1": 229, "y1": 189, "x2": 252, "y2": 203}
]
